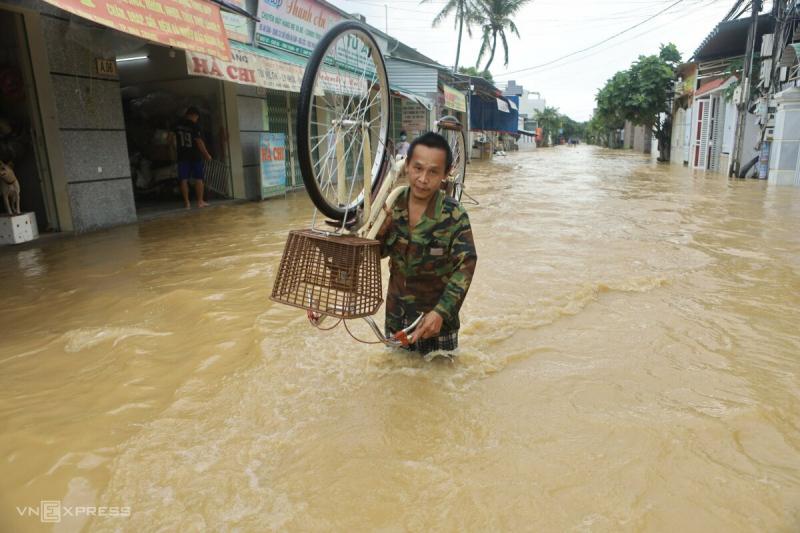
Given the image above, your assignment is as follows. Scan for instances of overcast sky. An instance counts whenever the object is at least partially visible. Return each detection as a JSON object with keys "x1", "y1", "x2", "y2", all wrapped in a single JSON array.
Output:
[{"x1": 328, "y1": 0, "x2": 740, "y2": 121}]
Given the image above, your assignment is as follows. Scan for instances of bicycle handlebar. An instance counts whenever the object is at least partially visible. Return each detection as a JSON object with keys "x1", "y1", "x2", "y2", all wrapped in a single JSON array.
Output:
[{"x1": 363, "y1": 313, "x2": 424, "y2": 347}]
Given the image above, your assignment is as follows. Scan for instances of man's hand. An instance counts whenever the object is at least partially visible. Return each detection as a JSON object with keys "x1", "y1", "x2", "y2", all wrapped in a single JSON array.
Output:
[{"x1": 409, "y1": 311, "x2": 443, "y2": 344}]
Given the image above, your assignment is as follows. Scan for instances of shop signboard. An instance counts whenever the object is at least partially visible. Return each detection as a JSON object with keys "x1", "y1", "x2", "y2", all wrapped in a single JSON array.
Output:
[
  {"x1": 255, "y1": 0, "x2": 375, "y2": 75},
  {"x1": 260, "y1": 132, "x2": 287, "y2": 199},
  {"x1": 186, "y1": 45, "x2": 367, "y2": 95},
  {"x1": 186, "y1": 46, "x2": 305, "y2": 92},
  {"x1": 401, "y1": 100, "x2": 427, "y2": 136},
  {"x1": 442, "y1": 83, "x2": 466, "y2": 113},
  {"x1": 41, "y1": 0, "x2": 230, "y2": 60},
  {"x1": 222, "y1": 11, "x2": 251, "y2": 44},
  {"x1": 256, "y1": 0, "x2": 343, "y2": 57}
]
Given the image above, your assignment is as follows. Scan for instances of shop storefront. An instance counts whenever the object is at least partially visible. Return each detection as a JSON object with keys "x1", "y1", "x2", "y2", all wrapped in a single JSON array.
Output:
[
  {"x1": 0, "y1": 6, "x2": 58, "y2": 232},
  {"x1": 117, "y1": 44, "x2": 236, "y2": 213},
  {"x1": 392, "y1": 88, "x2": 432, "y2": 154},
  {"x1": 186, "y1": 41, "x2": 309, "y2": 199},
  {"x1": 0, "y1": 0, "x2": 234, "y2": 234},
  {"x1": 0, "y1": 0, "x2": 444, "y2": 239}
]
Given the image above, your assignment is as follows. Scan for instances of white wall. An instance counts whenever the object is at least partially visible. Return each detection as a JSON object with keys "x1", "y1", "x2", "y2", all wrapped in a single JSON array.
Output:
[
  {"x1": 671, "y1": 107, "x2": 686, "y2": 165},
  {"x1": 722, "y1": 100, "x2": 736, "y2": 154}
]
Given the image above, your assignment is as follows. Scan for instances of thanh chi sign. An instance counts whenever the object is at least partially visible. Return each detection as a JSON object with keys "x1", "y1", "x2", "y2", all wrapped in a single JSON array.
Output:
[
  {"x1": 255, "y1": 0, "x2": 342, "y2": 57},
  {"x1": 41, "y1": 0, "x2": 230, "y2": 60}
]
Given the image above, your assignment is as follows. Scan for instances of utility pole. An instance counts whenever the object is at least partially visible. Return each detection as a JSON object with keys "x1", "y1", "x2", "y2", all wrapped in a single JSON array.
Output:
[
  {"x1": 768, "y1": 0, "x2": 790, "y2": 90},
  {"x1": 730, "y1": 0, "x2": 763, "y2": 177}
]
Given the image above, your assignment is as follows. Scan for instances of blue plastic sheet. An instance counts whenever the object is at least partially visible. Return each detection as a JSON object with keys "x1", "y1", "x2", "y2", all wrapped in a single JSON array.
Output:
[{"x1": 469, "y1": 95, "x2": 519, "y2": 133}]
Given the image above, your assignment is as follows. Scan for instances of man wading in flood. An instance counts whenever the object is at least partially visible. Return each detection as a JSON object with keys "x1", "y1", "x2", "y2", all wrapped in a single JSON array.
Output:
[{"x1": 376, "y1": 132, "x2": 477, "y2": 355}]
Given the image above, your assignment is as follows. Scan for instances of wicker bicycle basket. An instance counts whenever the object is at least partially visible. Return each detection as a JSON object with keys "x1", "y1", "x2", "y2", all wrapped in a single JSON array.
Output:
[{"x1": 270, "y1": 229, "x2": 383, "y2": 319}]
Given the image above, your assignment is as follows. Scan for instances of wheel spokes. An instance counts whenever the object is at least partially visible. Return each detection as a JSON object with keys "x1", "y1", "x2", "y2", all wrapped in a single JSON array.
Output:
[{"x1": 306, "y1": 29, "x2": 387, "y2": 212}]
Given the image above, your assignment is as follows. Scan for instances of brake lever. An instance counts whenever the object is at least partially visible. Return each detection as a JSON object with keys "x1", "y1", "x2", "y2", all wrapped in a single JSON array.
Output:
[{"x1": 362, "y1": 313, "x2": 424, "y2": 347}]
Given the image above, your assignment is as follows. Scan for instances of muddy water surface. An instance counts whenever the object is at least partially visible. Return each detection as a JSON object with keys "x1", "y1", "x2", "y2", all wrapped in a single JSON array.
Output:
[{"x1": 1, "y1": 146, "x2": 799, "y2": 532}]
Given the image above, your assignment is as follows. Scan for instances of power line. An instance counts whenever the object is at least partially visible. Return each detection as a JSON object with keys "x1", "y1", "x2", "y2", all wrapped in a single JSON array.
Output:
[
  {"x1": 494, "y1": 0, "x2": 723, "y2": 80},
  {"x1": 494, "y1": 0, "x2": 691, "y2": 76}
]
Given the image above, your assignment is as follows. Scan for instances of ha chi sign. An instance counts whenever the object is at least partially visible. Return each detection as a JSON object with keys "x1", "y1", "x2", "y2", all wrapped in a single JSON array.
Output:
[{"x1": 185, "y1": 45, "x2": 307, "y2": 92}]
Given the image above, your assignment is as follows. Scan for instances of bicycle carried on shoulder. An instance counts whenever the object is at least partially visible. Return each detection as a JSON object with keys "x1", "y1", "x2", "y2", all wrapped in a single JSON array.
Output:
[{"x1": 271, "y1": 20, "x2": 468, "y2": 347}]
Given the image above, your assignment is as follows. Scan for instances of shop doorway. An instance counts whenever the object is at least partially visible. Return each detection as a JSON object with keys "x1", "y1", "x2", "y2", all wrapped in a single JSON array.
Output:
[
  {"x1": 116, "y1": 45, "x2": 233, "y2": 214},
  {"x1": 0, "y1": 9, "x2": 57, "y2": 230}
]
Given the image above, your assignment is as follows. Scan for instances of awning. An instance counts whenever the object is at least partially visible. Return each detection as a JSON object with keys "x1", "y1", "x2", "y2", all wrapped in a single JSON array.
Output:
[
  {"x1": 518, "y1": 129, "x2": 536, "y2": 136},
  {"x1": 470, "y1": 94, "x2": 518, "y2": 133},
  {"x1": 693, "y1": 14, "x2": 775, "y2": 62},
  {"x1": 41, "y1": 0, "x2": 231, "y2": 60},
  {"x1": 391, "y1": 87, "x2": 432, "y2": 110},
  {"x1": 695, "y1": 76, "x2": 736, "y2": 97}
]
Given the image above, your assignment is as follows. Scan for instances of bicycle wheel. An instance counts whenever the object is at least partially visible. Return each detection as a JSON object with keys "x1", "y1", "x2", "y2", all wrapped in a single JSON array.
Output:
[
  {"x1": 436, "y1": 116, "x2": 466, "y2": 202},
  {"x1": 297, "y1": 21, "x2": 391, "y2": 220}
]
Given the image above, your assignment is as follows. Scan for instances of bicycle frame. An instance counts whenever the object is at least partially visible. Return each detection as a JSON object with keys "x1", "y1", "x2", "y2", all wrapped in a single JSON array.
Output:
[
  {"x1": 302, "y1": 107, "x2": 465, "y2": 348},
  {"x1": 306, "y1": 129, "x2": 412, "y2": 347}
]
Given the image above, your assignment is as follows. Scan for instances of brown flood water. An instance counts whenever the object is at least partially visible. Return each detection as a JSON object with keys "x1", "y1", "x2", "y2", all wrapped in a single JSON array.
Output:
[{"x1": 1, "y1": 145, "x2": 799, "y2": 532}]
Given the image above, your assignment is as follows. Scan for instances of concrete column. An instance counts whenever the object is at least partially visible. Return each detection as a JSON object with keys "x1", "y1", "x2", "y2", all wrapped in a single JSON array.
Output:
[
  {"x1": 768, "y1": 87, "x2": 800, "y2": 186},
  {"x1": 222, "y1": 81, "x2": 245, "y2": 199}
]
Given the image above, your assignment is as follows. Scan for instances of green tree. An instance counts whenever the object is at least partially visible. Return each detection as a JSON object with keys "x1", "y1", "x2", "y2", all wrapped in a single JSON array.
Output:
[
  {"x1": 586, "y1": 115, "x2": 611, "y2": 146},
  {"x1": 594, "y1": 70, "x2": 630, "y2": 147},
  {"x1": 561, "y1": 116, "x2": 585, "y2": 140},
  {"x1": 534, "y1": 106, "x2": 561, "y2": 147},
  {"x1": 422, "y1": 0, "x2": 479, "y2": 72},
  {"x1": 474, "y1": 0, "x2": 530, "y2": 72},
  {"x1": 458, "y1": 66, "x2": 494, "y2": 83},
  {"x1": 592, "y1": 43, "x2": 682, "y2": 158}
]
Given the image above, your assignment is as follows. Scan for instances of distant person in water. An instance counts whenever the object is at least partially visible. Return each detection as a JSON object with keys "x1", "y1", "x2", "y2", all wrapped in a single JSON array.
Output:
[{"x1": 174, "y1": 106, "x2": 212, "y2": 209}]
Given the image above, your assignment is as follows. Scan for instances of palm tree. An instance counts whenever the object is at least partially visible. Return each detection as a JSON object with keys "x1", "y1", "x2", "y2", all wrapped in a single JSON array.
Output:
[
  {"x1": 421, "y1": 0, "x2": 478, "y2": 72},
  {"x1": 474, "y1": 0, "x2": 529, "y2": 73},
  {"x1": 534, "y1": 106, "x2": 561, "y2": 147}
]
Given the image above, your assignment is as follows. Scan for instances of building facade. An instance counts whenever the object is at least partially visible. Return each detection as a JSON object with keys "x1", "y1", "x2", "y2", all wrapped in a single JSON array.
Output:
[{"x1": 0, "y1": 0, "x2": 445, "y2": 240}]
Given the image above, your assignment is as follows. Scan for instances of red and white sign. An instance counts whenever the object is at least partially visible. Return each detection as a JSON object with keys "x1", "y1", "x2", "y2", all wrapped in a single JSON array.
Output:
[
  {"x1": 41, "y1": 0, "x2": 230, "y2": 60},
  {"x1": 186, "y1": 44, "x2": 368, "y2": 95},
  {"x1": 186, "y1": 45, "x2": 306, "y2": 92}
]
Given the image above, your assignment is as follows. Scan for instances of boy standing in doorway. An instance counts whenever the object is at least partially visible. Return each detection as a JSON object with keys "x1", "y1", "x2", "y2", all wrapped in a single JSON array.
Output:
[{"x1": 175, "y1": 106, "x2": 212, "y2": 209}]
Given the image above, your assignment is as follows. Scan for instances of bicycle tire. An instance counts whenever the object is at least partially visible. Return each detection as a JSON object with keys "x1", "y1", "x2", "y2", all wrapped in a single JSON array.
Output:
[
  {"x1": 436, "y1": 116, "x2": 467, "y2": 202},
  {"x1": 297, "y1": 21, "x2": 391, "y2": 220}
]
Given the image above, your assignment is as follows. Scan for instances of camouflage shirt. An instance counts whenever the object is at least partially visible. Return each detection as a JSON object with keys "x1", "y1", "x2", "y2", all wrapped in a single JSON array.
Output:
[{"x1": 379, "y1": 187, "x2": 477, "y2": 334}]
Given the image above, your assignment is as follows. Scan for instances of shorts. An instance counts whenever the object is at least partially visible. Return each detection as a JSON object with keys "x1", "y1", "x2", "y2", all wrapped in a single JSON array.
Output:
[{"x1": 178, "y1": 160, "x2": 205, "y2": 181}]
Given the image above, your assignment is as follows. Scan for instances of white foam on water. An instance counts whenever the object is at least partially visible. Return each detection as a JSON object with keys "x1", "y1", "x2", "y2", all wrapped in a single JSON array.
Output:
[{"x1": 62, "y1": 327, "x2": 172, "y2": 353}]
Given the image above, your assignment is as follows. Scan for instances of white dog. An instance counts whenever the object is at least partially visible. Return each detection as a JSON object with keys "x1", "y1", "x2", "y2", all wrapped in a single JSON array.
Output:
[{"x1": 0, "y1": 160, "x2": 21, "y2": 215}]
